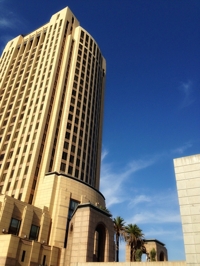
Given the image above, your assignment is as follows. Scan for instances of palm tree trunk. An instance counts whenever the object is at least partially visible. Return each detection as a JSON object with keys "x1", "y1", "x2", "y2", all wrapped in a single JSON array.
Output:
[{"x1": 116, "y1": 235, "x2": 119, "y2": 262}]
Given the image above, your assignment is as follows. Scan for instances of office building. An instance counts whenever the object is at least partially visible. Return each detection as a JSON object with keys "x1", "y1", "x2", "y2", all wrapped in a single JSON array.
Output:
[
  {"x1": 0, "y1": 7, "x2": 114, "y2": 265},
  {"x1": 174, "y1": 154, "x2": 200, "y2": 266}
]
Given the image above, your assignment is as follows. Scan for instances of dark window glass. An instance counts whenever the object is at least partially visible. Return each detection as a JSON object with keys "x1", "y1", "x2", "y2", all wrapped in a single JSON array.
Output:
[
  {"x1": 68, "y1": 166, "x2": 73, "y2": 175},
  {"x1": 67, "y1": 123, "x2": 71, "y2": 130},
  {"x1": 68, "y1": 114, "x2": 73, "y2": 121},
  {"x1": 65, "y1": 132, "x2": 70, "y2": 139},
  {"x1": 71, "y1": 145, "x2": 75, "y2": 153},
  {"x1": 43, "y1": 255, "x2": 46, "y2": 265},
  {"x1": 21, "y1": 250, "x2": 26, "y2": 262},
  {"x1": 60, "y1": 163, "x2": 66, "y2": 171},
  {"x1": 72, "y1": 135, "x2": 76, "y2": 143},
  {"x1": 29, "y1": 224, "x2": 40, "y2": 240},
  {"x1": 62, "y1": 152, "x2": 67, "y2": 160},
  {"x1": 70, "y1": 155, "x2": 74, "y2": 163},
  {"x1": 75, "y1": 169, "x2": 79, "y2": 178},
  {"x1": 68, "y1": 199, "x2": 79, "y2": 218},
  {"x1": 64, "y1": 142, "x2": 69, "y2": 149},
  {"x1": 8, "y1": 218, "x2": 21, "y2": 235}
]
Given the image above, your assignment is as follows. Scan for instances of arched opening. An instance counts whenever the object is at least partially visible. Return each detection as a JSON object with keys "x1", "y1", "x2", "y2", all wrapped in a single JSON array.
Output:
[
  {"x1": 141, "y1": 253, "x2": 147, "y2": 262},
  {"x1": 160, "y1": 251, "x2": 164, "y2": 261},
  {"x1": 93, "y1": 223, "x2": 106, "y2": 262}
]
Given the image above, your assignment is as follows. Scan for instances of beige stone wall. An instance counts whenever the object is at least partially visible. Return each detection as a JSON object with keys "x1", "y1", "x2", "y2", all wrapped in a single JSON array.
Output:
[
  {"x1": 0, "y1": 195, "x2": 51, "y2": 242},
  {"x1": 0, "y1": 195, "x2": 60, "y2": 265},
  {"x1": 144, "y1": 240, "x2": 168, "y2": 261},
  {"x1": 65, "y1": 204, "x2": 115, "y2": 265},
  {"x1": 174, "y1": 154, "x2": 200, "y2": 266},
  {"x1": 34, "y1": 174, "x2": 106, "y2": 248},
  {"x1": 125, "y1": 240, "x2": 168, "y2": 262},
  {"x1": 0, "y1": 234, "x2": 60, "y2": 266},
  {"x1": 71, "y1": 262, "x2": 186, "y2": 266}
]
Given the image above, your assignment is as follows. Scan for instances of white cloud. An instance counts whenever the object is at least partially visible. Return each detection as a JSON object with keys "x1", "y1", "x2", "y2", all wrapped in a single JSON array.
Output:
[
  {"x1": 100, "y1": 154, "x2": 158, "y2": 207},
  {"x1": 100, "y1": 148, "x2": 185, "y2": 261},
  {"x1": 128, "y1": 194, "x2": 151, "y2": 207},
  {"x1": 101, "y1": 148, "x2": 109, "y2": 162},
  {"x1": 144, "y1": 227, "x2": 183, "y2": 239},
  {"x1": 0, "y1": 1, "x2": 22, "y2": 29},
  {"x1": 171, "y1": 141, "x2": 193, "y2": 155},
  {"x1": 129, "y1": 209, "x2": 180, "y2": 224},
  {"x1": 0, "y1": 18, "x2": 10, "y2": 27},
  {"x1": 179, "y1": 80, "x2": 194, "y2": 108},
  {"x1": 126, "y1": 191, "x2": 181, "y2": 225},
  {"x1": 100, "y1": 141, "x2": 193, "y2": 209}
]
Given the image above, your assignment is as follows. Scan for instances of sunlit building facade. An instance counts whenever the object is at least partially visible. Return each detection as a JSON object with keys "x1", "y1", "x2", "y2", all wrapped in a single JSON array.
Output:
[
  {"x1": 174, "y1": 154, "x2": 200, "y2": 266},
  {"x1": 0, "y1": 7, "x2": 114, "y2": 265}
]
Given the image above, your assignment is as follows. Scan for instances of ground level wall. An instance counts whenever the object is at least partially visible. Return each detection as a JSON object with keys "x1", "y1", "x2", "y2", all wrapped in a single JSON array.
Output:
[{"x1": 71, "y1": 262, "x2": 186, "y2": 266}]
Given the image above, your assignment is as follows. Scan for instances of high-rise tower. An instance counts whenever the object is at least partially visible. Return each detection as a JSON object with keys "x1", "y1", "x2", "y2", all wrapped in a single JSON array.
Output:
[
  {"x1": 0, "y1": 7, "x2": 114, "y2": 265},
  {"x1": 0, "y1": 7, "x2": 105, "y2": 203}
]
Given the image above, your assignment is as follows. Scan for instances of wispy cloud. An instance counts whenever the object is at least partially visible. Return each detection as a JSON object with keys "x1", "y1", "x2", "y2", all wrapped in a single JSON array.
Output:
[
  {"x1": 101, "y1": 148, "x2": 109, "y2": 161},
  {"x1": 171, "y1": 141, "x2": 193, "y2": 155},
  {"x1": 100, "y1": 147, "x2": 185, "y2": 260},
  {"x1": 0, "y1": 15, "x2": 21, "y2": 29},
  {"x1": 100, "y1": 142, "x2": 193, "y2": 208},
  {"x1": 128, "y1": 194, "x2": 151, "y2": 207},
  {"x1": 129, "y1": 209, "x2": 180, "y2": 224},
  {"x1": 179, "y1": 80, "x2": 194, "y2": 108},
  {"x1": 0, "y1": 1, "x2": 22, "y2": 29},
  {"x1": 100, "y1": 151, "x2": 159, "y2": 207},
  {"x1": 144, "y1": 227, "x2": 183, "y2": 239},
  {"x1": 126, "y1": 190, "x2": 181, "y2": 224},
  {"x1": 0, "y1": 18, "x2": 13, "y2": 28}
]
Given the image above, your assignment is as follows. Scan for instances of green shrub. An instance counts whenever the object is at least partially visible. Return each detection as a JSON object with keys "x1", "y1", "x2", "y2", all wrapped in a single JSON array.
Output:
[
  {"x1": 135, "y1": 249, "x2": 142, "y2": 262},
  {"x1": 150, "y1": 248, "x2": 156, "y2": 261}
]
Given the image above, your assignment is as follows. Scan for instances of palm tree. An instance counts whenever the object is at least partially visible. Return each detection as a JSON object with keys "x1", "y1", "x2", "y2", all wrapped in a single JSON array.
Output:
[
  {"x1": 125, "y1": 224, "x2": 144, "y2": 261},
  {"x1": 113, "y1": 216, "x2": 126, "y2": 262}
]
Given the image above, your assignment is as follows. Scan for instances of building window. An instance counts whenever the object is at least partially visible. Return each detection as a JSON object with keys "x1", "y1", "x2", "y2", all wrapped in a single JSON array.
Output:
[
  {"x1": 21, "y1": 250, "x2": 26, "y2": 262},
  {"x1": 29, "y1": 194, "x2": 33, "y2": 204},
  {"x1": 29, "y1": 224, "x2": 40, "y2": 240},
  {"x1": 60, "y1": 163, "x2": 66, "y2": 172},
  {"x1": 18, "y1": 193, "x2": 22, "y2": 200},
  {"x1": 42, "y1": 255, "x2": 46, "y2": 266},
  {"x1": 6, "y1": 182, "x2": 11, "y2": 191},
  {"x1": 68, "y1": 166, "x2": 73, "y2": 175},
  {"x1": 8, "y1": 218, "x2": 21, "y2": 235},
  {"x1": 13, "y1": 180, "x2": 18, "y2": 190},
  {"x1": 64, "y1": 142, "x2": 69, "y2": 150},
  {"x1": 62, "y1": 152, "x2": 67, "y2": 160},
  {"x1": 68, "y1": 199, "x2": 79, "y2": 219}
]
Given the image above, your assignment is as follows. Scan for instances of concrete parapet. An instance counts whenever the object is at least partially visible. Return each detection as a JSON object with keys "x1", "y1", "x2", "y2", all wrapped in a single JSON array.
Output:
[{"x1": 71, "y1": 262, "x2": 186, "y2": 266}]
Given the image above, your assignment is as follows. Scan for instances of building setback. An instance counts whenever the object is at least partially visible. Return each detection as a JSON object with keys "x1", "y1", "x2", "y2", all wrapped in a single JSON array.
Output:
[{"x1": 0, "y1": 7, "x2": 114, "y2": 265}]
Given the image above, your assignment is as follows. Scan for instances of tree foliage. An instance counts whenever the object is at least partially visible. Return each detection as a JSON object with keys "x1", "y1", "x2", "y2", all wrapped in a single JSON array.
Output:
[
  {"x1": 150, "y1": 248, "x2": 156, "y2": 261},
  {"x1": 135, "y1": 249, "x2": 143, "y2": 261},
  {"x1": 125, "y1": 224, "x2": 145, "y2": 261},
  {"x1": 113, "y1": 216, "x2": 126, "y2": 262}
]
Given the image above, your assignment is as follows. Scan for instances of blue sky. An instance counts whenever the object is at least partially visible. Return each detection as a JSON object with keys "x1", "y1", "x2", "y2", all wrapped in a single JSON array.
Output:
[{"x1": 0, "y1": 0, "x2": 199, "y2": 262}]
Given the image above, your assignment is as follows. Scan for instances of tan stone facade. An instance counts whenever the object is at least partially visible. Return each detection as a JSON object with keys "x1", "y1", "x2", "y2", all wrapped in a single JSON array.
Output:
[
  {"x1": 0, "y1": 178, "x2": 115, "y2": 265},
  {"x1": 174, "y1": 154, "x2": 200, "y2": 266},
  {"x1": 0, "y1": 6, "x2": 114, "y2": 266},
  {"x1": 0, "y1": 6, "x2": 105, "y2": 202},
  {"x1": 72, "y1": 263, "x2": 186, "y2": 266},
  {"x1": 125, "y1": 239, "x2": 168, "y2": 262},
  {"x1": 0, "y1": 195, "x2": 60, "y2": 265}
]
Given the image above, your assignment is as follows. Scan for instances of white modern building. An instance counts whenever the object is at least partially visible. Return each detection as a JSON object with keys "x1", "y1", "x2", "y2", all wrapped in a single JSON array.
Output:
[{"x1": 174, "y1": 154, "x2": 200, "y2": 266}]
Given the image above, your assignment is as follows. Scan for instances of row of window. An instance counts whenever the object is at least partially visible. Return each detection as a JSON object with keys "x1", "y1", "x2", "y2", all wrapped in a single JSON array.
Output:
[
  {"x1": 59, "y1": 33, "x2": 104, "y2": 186},
  {"x1": 9, "y1": 217, "x2": 40, "y2": 240}
]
